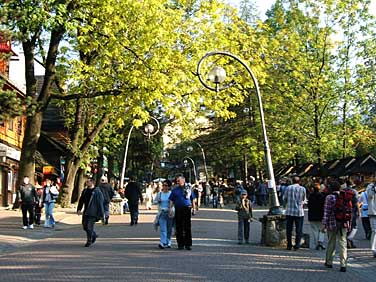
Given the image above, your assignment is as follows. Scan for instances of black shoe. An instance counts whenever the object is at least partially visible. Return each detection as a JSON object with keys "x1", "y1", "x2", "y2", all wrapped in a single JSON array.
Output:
[
  {"x1": 185, "y1": 246, "x2": 192, "y2": 250},
  {"x1": 105, "y1": 217, "x2": 109, "y2": 225},
  {"x1": 340, "y1": 267, "x2": 346, "y2": 272},
  {"x1": 84, "y1": 242, "x2": 91, "y2": 247},
  {"x1": 319, "y1": 244, "x2": 326, "y2": 250},
  {"x1": 324, "y1": 263, "x2": 333, "y2": 268},
  {"x1": 158, "y1": 244, "x2": 164, "y2": 249},
  {"x1": 293, "y1": 246, "x2": 300, "y2": 251},
  {"x1": 178, "y1": 246, "x2": 184, "y2": 250},
  {"x1": 130, "y1": 222, "x2": 134, "y2": 226},
  {"x1": 286, "y1": 246, "x2": 292, "y2": 250}
]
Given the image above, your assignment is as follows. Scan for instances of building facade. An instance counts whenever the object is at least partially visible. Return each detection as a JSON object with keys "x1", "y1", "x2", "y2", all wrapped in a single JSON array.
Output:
[{"x1": 0, "y1": 36, "x2": 25, "y2": 207}]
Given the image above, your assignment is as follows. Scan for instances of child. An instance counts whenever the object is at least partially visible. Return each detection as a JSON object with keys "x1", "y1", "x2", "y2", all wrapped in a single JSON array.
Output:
[
  {"x1": 235, "y1": 190, "x2": 252, "y2": 244},
  {"x1": 34, "y1": 186, "x2": 43, "y2": 226}
]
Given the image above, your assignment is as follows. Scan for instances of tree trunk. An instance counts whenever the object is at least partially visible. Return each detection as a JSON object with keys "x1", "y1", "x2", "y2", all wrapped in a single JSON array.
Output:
[
  {"x1": 71, "y1": 168, "x2": 86, "y2": 203},
  {"x1": 59, "y1": 155, "x2": 81, "y2": 207},
  {"x1": 18, "y1": 112, "x2": 43, "y2": 184}
]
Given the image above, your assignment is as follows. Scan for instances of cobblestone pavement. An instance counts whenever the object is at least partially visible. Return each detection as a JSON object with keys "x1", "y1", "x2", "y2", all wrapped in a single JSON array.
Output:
[{"x1": 0, "y1": 205, "x2": 375, "y2": 282}]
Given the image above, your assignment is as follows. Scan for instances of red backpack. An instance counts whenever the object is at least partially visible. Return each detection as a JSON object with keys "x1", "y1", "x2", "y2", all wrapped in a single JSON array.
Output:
[{"x1": 334, "y1": 190, "x2": 354, "y2": 228}]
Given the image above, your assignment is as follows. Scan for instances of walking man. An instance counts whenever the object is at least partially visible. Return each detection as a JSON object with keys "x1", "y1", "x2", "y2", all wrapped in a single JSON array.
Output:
[
  {"x1": 283, "y1": 176, "x2": 306, "y2": 250},
  {"x1": 322, "y1": 181, "x2": 349, "y2": 272},
  {"x1": 366, "y1": 177, "x2": 376, "y2": 258},
  {"x1": 169, "y1": 174, "x2": 196, "y2": 250},
  {"x1": 77, "y1": 179, "x2": 105, "y2": 247},
  {"x1": 124, "y1": 175, "x2": 143, "y2": 226},
  {"x1": 18, "y1": 176, "x2": 38, "y2": 230},
  {"x1": 99, "y1": 176, "x2": 115, "y2": 225}
]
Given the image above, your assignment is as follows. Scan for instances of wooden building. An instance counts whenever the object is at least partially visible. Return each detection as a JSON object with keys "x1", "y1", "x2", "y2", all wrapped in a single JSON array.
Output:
[{"x1": 0, "y1": 36, "x2": 26, "y2": 207}]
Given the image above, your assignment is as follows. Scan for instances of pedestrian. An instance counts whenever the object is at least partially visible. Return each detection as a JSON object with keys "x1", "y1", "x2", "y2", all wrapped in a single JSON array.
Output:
[
  {"x1": 283, "y1": 176, "x2": 306, "y2": 250},
  {"x1": 235, "y1": 190, "x2": 252, "y2": 244},
  {"x1": 308, "y1": 183, "x2": 326, "y2": 250},
  {"x1": 344, "y1": 179, "x2": 359, "y2": 249},
  {"x1": 366, "y1": 177, "x2": 376, "y2": 258},
  {"x1": 155, "y1": 180, "x2": 174, "y2": 249},
  {"x1": 258, "y1": 181, "x2": 268, "y2": 206},
  {"x1": 124, "y1": 175, "x2": 143, "y2": 226},
  {"x1": 98, "y1": 176, "x2": 115, "y2": 225},
  {"x1": 77, "y1": 179, "x2": 105, "y2": 247},
  {"x1": 145, "y1": 182, "x2": 153, "y2": 210},
  {"x1": 322, "y1": 181, "x2": 350, "y2": 272},
  {"x1": 18, "y1": 176, "x2": 38, "y2": 230},
  {"x1": 34, "y1": 185, "x2": 43, "y2": 226},
  {"x1": 359, "y1": 189, "x2": 371, "y2": 240},
  {"x1": 169, "y1": 174, "x2": 196, "y2": 250},
  {"x1": 41, "y1": 178, "x2": 59, "y2": 228}
]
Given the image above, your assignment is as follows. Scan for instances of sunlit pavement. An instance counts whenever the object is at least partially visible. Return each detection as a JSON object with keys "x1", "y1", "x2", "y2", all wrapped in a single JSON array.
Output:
[{"x1": 0, "y1": 205, "x2": 375, "y2": 282}]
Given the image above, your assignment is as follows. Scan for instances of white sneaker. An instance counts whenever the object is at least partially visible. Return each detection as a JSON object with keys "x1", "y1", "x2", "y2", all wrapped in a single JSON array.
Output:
[
  {"x1": 22, "y1": 226, "x2": 28, "y2": 230},
  {"x1": 28, "y1": 224, "x2": 34, "y2": 229},
  {"x1": 44, "y1": 223, "x2": 50, "y2": 228}
]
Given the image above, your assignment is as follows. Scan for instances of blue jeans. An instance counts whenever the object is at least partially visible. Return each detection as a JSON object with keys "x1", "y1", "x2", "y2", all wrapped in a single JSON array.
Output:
[
  {"x1": 158, "y1": 210, "x2": 173, "y2": 246},
  {"x1": 286, "y1": 215, "x2": 304, "y2": 249},
  {"x1": 44, "y1": 202, "x2": 55, "y2": 226}
]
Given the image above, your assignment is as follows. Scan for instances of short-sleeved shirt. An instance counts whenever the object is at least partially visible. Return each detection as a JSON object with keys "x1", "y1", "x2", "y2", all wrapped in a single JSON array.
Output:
[{"x1": 169, "y1": 185, "x2": 195, "y2": 209}]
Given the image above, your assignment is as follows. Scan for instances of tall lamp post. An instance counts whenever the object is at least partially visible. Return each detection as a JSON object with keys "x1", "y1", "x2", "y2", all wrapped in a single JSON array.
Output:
[
  {"x1": 183, "y1": 156, "x2": 197, "y2": 183},
  {"x1": 187, "y1": 141, "x2": 209, "y2": 182},
  {"x1": 120, "y1": 117, "x2": 160, "y2": 188},
  {"x1": 197, "y1": 51, "x2": 281, "y2": 215}
]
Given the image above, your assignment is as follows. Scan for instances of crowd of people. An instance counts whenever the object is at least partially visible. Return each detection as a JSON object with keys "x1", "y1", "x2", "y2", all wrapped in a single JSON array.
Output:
[{"x1": 16, "y1": 172, "x2": 376, "y2": 273}]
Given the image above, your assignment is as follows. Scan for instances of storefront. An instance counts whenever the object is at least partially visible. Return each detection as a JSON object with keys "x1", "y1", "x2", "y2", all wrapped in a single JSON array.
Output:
[{"x1": 0, "y1": 143, "x2": 20, "y2": 207}]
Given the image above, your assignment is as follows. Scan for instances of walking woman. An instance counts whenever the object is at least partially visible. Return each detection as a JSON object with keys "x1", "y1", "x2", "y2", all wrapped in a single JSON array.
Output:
[
  {"x1": 308, "y1": 182, "x2": 326, "y2": 250},
  {"x1": 156, "y1": 180, "x2": 174, "y2": 249},
  {"x1": 41, "y1": 178, "x2": 59, "y2": 228}
]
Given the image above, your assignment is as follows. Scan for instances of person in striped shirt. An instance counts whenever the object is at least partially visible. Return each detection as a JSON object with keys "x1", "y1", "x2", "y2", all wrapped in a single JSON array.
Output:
[{"x1": 283, "y1": 176, "x2": 306, "y2": 251}]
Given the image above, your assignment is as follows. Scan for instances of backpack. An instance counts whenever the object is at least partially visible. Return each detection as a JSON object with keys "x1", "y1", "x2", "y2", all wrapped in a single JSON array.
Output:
[{"x1": 334, "y1": 190, "x2": 354, "y2": 228}]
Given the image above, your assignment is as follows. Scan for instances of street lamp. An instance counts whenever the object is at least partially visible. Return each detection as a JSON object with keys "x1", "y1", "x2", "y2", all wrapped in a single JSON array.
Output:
[
  {"x1": 183, "y1": 156, "x2": 197, "y2": 183},
  {"x1": 197, "y1": 51, "x2": 282, "y2": 215},
  {"x1": 120, "y1": 117, "x2": 160, "y2": 188},
  {"x1": 187, "y1": 141, "x2": 209, "y2": 182}
]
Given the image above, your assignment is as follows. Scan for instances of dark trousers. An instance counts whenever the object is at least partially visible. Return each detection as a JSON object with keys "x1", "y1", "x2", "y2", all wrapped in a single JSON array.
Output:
[
  {"x1": 82, "y1": 215, "x2": 97, "y2": 243},
  {"x1": 34, "y1": 205, "x2": 42, "y2": 225},
  {"x1": 175, "y1": 206, "x2": 192, "y2": 247},
  {"x1": 286, "y1": 215, "x2": 304, "y2": 248},
  {"x1": 21, "y1": 202, "x2": 34, "y2": 227},
  {"x1": 128, "y1": 202, "x2": 139, "y2": 225},
  {"x1": 362, "y1": 217, "x2": 372, "y2": 239},
  {"x1": 238, "y1": 218, "x2": 250, "y2": 242}
]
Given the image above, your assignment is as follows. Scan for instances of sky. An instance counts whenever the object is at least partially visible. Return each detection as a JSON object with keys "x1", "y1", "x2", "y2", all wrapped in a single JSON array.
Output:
[{"x1": 227, "y1": 0, "x2": 376, "y2": 18}]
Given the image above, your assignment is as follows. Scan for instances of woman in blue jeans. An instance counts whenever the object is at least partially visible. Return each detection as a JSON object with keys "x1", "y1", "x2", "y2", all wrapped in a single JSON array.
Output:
[
  {"x1": 155, "y1": 180, "x2": 173, "y2": 249},
  {"x1": 41, "y1": 179, "x2": 59, "y2": 228}
]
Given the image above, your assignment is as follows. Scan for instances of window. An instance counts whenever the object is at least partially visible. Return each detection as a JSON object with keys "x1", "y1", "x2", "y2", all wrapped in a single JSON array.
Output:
[
  {"x1": 8, "y1": 119, "x2": 13, "y2": 131},
  {"x1": 17, "y1": 117, "x2": 22, "y2": 135}
]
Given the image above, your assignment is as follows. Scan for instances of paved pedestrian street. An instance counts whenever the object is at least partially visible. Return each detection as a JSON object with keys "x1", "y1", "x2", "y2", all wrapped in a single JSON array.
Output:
[{"x1": 0, "y1": 206, "x2": 375, "y2": 282}]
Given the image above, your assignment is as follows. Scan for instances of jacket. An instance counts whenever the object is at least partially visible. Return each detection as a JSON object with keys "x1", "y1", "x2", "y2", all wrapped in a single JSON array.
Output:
[
  {"x1": 77, "y1": 187, "x2": 105, "y2": 221},
  {"x1": 18, "y1": 184, "x2": 37, "y2": 203},
  {"x1": 235, "y1": 198, "x2": 252, "y2": 219},
  {"x1": 124, "y1": 182, "x2": 143, "y2": 204},
  {"x1": 308, "y1": 191, "x2": 326, "y2": 221},
  {"x1": 99, "y1": 183, "x2": 115, "y2": 203},
  {"x1": 367, "y1": 183, "x2": 376, "y2": 216},
  {"x1": 42, "y1": 185, "x2": 59, "y2": 203}
]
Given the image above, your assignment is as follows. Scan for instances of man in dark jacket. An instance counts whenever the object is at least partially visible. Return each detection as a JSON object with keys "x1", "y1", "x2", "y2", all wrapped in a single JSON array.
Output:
[
  {"x1": 77, "y1": 179, "x2": 105, "y2": 247},
  {"x1": 99, "y1": 176, "x2": 115, "y2": 225},
  {"x1": 124, "y1": 176, "x2": 143, "y2": 226},
  {"x1": 18, "y1": 176, "x2": 38, "y2": 229}
]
